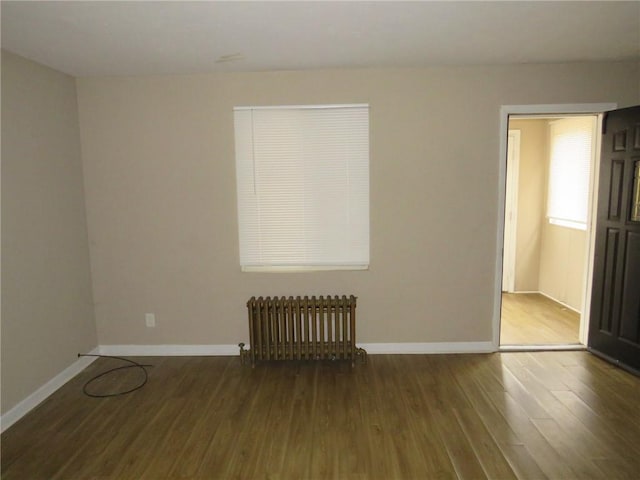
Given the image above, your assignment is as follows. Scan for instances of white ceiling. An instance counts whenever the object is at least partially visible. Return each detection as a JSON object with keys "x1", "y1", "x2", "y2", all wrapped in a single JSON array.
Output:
[{"x1": 2, "y1": 1, "x2": 639, "y2": 77}]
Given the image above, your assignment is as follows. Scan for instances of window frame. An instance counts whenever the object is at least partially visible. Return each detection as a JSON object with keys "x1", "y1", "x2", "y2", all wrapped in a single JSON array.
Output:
[
  {"x1": 233, "y1": 103, "x2": 370, "y2": 273},
  {"x1": 546, "y1": 116, "x2": 596, "y2": 231}
]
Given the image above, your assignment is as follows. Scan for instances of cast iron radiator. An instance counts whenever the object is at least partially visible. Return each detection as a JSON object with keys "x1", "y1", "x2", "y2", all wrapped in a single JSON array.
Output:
[{"x1": 239, "y1": 295, "x2": 367, "y2": 367}]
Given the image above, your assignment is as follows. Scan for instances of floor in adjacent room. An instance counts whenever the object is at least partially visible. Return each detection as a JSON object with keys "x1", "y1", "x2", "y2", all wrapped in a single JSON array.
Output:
[
  {"x1": 2, "y1": 351, "x2": 640, "y2": 479},
  {"x1": 500, "y1": 292, "x2": 581, "y2": 346}
]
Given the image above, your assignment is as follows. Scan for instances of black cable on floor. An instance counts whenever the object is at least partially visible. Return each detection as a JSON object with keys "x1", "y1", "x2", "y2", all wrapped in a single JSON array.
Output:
[{"x1": 77, "y1": 353, "x2": 153, "y2": 398}]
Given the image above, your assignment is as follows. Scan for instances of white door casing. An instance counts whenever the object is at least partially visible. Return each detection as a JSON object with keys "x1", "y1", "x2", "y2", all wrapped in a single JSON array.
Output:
[
  {"x1": 494, "y1": 103, "x2": 617, "y2": 350},
  {"x1": 502, "y1": 130, "x2": 520, "y2": 293}
]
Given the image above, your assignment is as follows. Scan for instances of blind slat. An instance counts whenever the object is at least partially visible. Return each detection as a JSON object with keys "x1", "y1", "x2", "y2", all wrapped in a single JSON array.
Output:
[
  {"x1": 234, "y1": 105, "x2": 370, "y2": 269},
  {"x1": 547, "y1": 117, "x2": 594, "y2": 229}
]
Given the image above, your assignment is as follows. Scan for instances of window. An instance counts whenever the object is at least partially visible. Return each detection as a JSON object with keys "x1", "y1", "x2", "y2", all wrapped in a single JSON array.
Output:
[
  {"x1": 546, "y1": 116, "x2": 595, "y2": 230},
  {"x1": 233, "y1": 104, "x2": 369, "y2": 271}
]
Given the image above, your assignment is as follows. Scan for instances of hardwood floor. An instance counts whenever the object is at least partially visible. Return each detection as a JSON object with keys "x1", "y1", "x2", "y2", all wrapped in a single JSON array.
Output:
[
  {"x1": 500, "y1": 293, "x2": 580, "y2": 345},
  {"x1": 3, "y1": 352, "x2": 640, "y2": 479}
]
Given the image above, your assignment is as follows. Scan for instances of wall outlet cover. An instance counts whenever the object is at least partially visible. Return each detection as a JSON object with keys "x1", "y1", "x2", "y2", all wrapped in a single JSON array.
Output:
[{"x1": 145, "y1": 313, "x2": 156, "y2": 328}]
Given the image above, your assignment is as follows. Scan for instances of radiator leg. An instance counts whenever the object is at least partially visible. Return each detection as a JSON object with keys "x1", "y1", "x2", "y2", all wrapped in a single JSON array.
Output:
[
  {"x1": 356, "y1": 347, "x2": 368, "y2": 365},
  {"x1": 239, "y1": 343, "x2": 248, "y2": 366}
]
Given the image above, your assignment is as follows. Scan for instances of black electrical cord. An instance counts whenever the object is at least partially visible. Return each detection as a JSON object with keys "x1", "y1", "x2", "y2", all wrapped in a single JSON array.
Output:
[{"x1": 78, "y1": 353, "x2": 153, "y2": 398}]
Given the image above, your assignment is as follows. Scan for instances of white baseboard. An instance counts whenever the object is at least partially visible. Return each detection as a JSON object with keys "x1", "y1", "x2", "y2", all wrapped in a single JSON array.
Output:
[
  {"x1": 0, "y1": 347, "x2": 100, "y2": 433},
  {"x1": 500, "y1": 344, "x2": 585, "y2": 352},
  {"x1": 361, "y1": 341, "x2": 495, "y2": 354},
  {"x1": 99, "y1": 342, "x2": 495, "y2": 356},
  {"x1": 98, "y1": 344, "x2": 241, "y2": 356}
]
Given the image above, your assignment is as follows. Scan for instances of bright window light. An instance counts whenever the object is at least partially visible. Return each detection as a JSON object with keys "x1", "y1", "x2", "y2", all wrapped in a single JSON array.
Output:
[
  {"x1": 547, "y1": 117, "x2": 594, "y2": 231},
  {"x1": 233, "y1": 104, "x2": 370, "y2": 272}
]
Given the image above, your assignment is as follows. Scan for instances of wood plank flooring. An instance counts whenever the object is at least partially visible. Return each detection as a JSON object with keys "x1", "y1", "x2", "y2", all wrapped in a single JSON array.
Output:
[
  {"x1": 3, "y1": 352, "x2": 640, "y2": 479},
  {"x1": 500, "y1": 293, "x2": 580, "y2": 345}
]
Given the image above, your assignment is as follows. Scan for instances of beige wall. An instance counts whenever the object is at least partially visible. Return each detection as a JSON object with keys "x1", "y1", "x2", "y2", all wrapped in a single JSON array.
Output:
[
  {"x1": 76, "y1": 61, "x2": 638, "y2": 347},
  {"x1": 539, "y1": 223, "x2": 587, "y2": 311},
  {"x1": 509, "y1": 119, "x2": 547, "y2": 292},
  {"x1": 1, "y1": 51, "x2": 97, "y2": 414}
]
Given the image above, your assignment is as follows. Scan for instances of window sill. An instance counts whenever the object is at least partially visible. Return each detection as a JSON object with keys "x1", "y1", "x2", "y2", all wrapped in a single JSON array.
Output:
[
  {"x1": 241, "y1": 265, "x2": 369, "y2": 273},
  {"x1": 548, "y1": 218, "x2": 587, "y2": 231}
]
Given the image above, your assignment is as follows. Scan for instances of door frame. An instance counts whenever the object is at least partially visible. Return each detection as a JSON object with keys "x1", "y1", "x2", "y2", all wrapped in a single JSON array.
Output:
[
  {"x1": 502, "y1": 129, "x2": 521, "y2": 293},
  {"x1": 493, "y1": 103, "x2": 617, "y2": 350}
]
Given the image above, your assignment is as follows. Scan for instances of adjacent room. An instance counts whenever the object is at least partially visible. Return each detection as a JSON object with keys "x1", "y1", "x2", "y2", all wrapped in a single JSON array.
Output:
[
  {"x1": 500, "y1": 115, "x2": 598, "y2": 347},
  {"x1": 2, "y1": 2, "x2": 640, "y2": 478}
]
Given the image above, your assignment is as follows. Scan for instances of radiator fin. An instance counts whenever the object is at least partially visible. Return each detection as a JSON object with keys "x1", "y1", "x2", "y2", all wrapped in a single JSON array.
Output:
[{"x1": 240, "y1": 295, "x2": 366, "y2": 367}]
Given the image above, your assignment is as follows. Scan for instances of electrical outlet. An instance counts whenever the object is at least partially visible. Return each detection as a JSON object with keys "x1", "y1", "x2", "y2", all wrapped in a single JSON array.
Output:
[{"x1": 145, "y1": 313, "x2": 156, "y2": 328}]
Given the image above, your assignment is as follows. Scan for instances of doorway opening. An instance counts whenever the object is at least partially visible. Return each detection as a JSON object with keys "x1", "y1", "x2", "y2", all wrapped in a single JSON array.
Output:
[{"x1": 494, "y1": 103, "x2": 617, "y2": 351}]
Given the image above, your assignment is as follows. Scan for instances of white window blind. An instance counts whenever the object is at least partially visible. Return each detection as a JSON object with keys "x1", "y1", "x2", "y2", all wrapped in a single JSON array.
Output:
[
  {"x1": 234, "y1": 104, "x2": 369, "y2": 271},
  {"x1": 547, "y1": 117, "x2": 594, "y2": 230}
]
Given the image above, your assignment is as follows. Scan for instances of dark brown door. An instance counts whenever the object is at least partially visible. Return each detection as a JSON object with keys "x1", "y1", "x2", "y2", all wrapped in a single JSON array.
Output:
[{"x1": 589, "y1": 105, "x2": 640, "y2": 371}]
